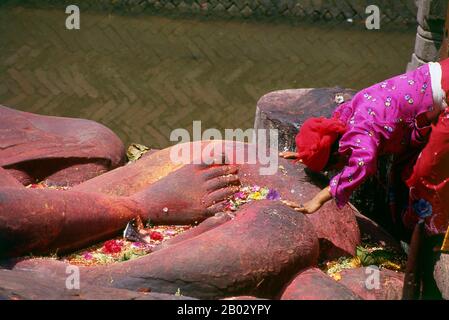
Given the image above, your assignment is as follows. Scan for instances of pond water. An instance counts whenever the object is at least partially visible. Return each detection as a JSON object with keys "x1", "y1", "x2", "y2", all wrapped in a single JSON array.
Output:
[{"x1": 0, "y1": 5, "x2": 416, "y2": 148}]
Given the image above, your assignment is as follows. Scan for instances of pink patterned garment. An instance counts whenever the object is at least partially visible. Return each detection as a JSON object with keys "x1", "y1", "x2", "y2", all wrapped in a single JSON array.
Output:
[{"x1": 330, "y1": 64, "x2": 439, "y2": 208}]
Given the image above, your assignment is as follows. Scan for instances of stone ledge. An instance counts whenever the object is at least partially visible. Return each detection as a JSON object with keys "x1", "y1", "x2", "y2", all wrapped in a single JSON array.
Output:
[
  {"x1": 254, "y1": 87, "x2": 356, "y2": 152},
  {"x1": 4, "y1": 0, "x2": 418, "y2": 23}
]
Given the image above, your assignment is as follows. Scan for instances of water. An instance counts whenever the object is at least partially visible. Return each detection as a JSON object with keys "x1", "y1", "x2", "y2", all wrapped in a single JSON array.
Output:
[{"x1": 0, "y1": 5, "x2": 416, "y2": 148}]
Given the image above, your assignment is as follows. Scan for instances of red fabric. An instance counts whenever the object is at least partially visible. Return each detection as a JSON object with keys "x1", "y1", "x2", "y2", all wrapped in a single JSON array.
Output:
[
  {"x1": 440, "y1": 57, "x2": 449, "y2": 101},
  {"x1": 405, "y1": 111, "x2": 449, "y2": 235},
  {"x1": 295, "y1": 117, "x2": 347, "y2": 172}
]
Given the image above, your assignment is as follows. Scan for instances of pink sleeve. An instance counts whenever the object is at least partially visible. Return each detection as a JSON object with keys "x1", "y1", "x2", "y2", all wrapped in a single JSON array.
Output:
[
  {"x1": 332, "y1": 101, "x2": 353, "y2": 123},
  {"x1": 329, "y1": 123, "x2": 381, "y2": 208}
]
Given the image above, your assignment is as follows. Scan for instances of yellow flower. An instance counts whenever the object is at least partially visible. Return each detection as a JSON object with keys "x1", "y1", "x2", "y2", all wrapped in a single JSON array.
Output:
[
  {"x1": 380, "y1": 261, "x2": 402, "y2": 271},
  {"x1": 250, "y1": 192, "x2": 263, "y2": 200},
  {"x1": 332, "y1": 273, "x2": 342, "y2": 281}
]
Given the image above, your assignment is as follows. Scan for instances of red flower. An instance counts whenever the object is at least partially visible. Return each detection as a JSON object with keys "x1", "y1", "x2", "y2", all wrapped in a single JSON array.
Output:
[
  {"x1": 149, "y1": 231, "x2": 164, "y2": 241},
  {"x1": 29, "y1": 183, "x2": 44, "y2": 189},
  {"x1": 103, "y1": 240, "x2": 123, "y2": 254}
]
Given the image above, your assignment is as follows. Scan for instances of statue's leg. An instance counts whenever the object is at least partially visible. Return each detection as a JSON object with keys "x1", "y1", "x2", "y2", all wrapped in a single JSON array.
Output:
[
  {"x1": 4, "y1": 158, "x2": 115, "y2": 187},
  {"x1": 0, "y1": 167, "x2": 22, "y2": 188},
  {"x1": 153, "y1": 212, "x2": 234, "y2": 252},
  {"x1": 11, "y1": 201, "x2": 320, "y2": 299},
  {"x1": 75, "y1": 140, "x2": 360, "y2": 259},
  {"x1": 0, "y1": 187, "x2": 141, "y2": 258},
  {"x1": 1, "y1": 140, "x2": 359, "y2": 261},
  {"x1": 0, "y1": 161, "x2": 241, "y2": 257},
  {"x1": 280, "y1": 268, "x2": 362, "y2": 300}
]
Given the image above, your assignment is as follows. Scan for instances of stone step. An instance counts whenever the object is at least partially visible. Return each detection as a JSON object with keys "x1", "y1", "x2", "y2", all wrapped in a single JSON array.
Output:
[
  {"x1": 254, "y1": 87, "x2": 356, "y2": 153},
  {"x1": 413, "y1": 31, "x2": 442, "y2": 62}
]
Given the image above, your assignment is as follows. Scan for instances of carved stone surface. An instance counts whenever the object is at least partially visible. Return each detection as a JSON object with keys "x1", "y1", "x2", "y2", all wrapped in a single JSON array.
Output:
[
  {"x1": 353, "y1": 210, "x2": 402, "y2": 251},
  {"x1": 254, "y1": 88, "x2": 356, "y2": 152},
  {"x1": 0, "y1": 140, "x2": 361, "y2": 261},
  {"x1": 0, "y1": 269, "x2": 196, "y2": 300},
  {"x1": 0, "y1": 105, "x2": 125, "y2": 186},
  {"x1": 11, "y1": 201, "x2": 320, "y2": 299},
  {"x1": 280, "y1": 268, "x2": 362, "y2": 300},
  {"x1": 434, "y1": 253, "x2": 449, "y2": 299},
  {"x1": 0, "y1": 106, "x2": 410, "y2": 300},
  {"x1": 338, "y1": 267, "x2": 404, "y2": 300},
  {"x1": 0, "y1": 167, "x2": 22, "y2": 188}
]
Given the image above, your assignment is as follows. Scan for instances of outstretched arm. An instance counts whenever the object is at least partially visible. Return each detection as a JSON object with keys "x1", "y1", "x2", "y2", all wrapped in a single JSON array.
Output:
[
  {"x1": 284, "y1": 121, "x2": 383, "y2": 213},
  {"x1": 283, "y1": 186, "x2": 332, "y2": 214},
  {"x1": 329, "y1": 126, "x2": 380, "y2": 208}
]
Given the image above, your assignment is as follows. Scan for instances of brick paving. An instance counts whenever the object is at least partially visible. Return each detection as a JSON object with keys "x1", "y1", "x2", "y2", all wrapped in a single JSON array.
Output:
[{"x1": 0, "y1": 5, "x2": 416, "y2": 148}]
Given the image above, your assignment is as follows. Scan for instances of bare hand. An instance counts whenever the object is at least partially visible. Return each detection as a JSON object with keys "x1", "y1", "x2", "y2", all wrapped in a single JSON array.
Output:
[
  {"x1": 282, "y1": 199, "x2": 322, "y2": 214},
  {"x1": 281, "y1": 200, "x2": 303, "y2": 211},
  {"x1": 279, "y1": 151, "x2": 300, "y2": 160},
  {"x1": 297, "y1": 199, "x2": 323, "y2": 214}
]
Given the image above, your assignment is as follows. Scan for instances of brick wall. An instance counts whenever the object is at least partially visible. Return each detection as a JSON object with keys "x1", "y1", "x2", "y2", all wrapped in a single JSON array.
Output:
[{"x1": 7, "y1": 0, "x2": 418, "y2": 24}]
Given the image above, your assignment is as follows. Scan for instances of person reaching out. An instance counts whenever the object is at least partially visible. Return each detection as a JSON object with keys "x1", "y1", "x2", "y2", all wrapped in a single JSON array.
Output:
[{"x1": 282, "y1": 58, "x2": 449, "y2": 224}]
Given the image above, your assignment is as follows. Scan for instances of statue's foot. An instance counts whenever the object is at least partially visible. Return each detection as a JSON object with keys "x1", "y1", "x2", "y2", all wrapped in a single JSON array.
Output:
[{"x1": 133, "y1": 163, "x2": 240, "y2": 224}]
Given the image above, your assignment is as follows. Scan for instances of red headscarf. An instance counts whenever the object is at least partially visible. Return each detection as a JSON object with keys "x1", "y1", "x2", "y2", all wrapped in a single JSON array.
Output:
[{"x1": 295, "y1": 117, "x2": 347, "y2": 172}]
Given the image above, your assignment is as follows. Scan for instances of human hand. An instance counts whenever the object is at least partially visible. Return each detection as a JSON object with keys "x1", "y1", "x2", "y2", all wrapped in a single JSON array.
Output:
[
  {"x1": 282, "y1": 199, "x2": 322, "y2": 214},
  {"x1": 282, "y1": 186, "x2": 332, "y2": 214},
  {"x1": 279, "y1": 151, "x2": 301, "y2": 160},
  {"x1": 297, "y1": 199, "x2": 323, "y2": 214}
]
